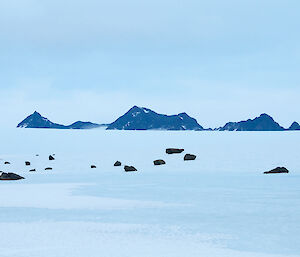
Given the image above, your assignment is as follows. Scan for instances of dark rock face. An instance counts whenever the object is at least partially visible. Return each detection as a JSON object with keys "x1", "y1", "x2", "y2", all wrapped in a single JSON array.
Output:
[
  {"x1": 4, "y1": 161, "x2": 10, "y2": 164},
  {"x1": 91, "y1": 165, "x2": 97, "y2": 168},
  {"x1": 264, "y1": 167, "x2": 289, "y2": 174},
  {"x1": 124, "y1": 166, "x2": 137, "y2": 172},
  {"x1": 29, "y1": 169, "x2": 36, "y2": 172},
  {"x1": 114, "y1": 161, "x2": 122, "y2": 166},
  {"x1": 217, "y1": 114, "x2": 285, "y2": 131},
  {"x1": 166, "y1": 148, "x2": 184, "y2": 154},
  {"x1": 25, "y1": 161, "x2": 31, "y2": 166},
  {"x1": 67, "y1": 121, "x2": 103, "y2": 129},
  {"x1": 184, "y1": 154, "x2": 196, "y2": 161},
  {"x1": 289, "y1": 121, "x2": 300, "y2": 130},
  {"x1": 107, "y1": 106, "x2": 204, "y2": 131},
  {"x1": 154, "y1": 160, "x2": 166, "y2": 165},
  {"x1": 45, "y1": 167, "x2": 53, "y2": 170},
  {"x1": 17, "y1": 111, "x2": 66, "y2": 129},
  {"x1": 17, "y1": 111, "x2": 106, "y2": 129},
  {"x1": 0, "y1": 172, "x2": 24, "y2": 180},
  {"x1": 49, "y1": 155, "x2": 55, "y2": 161}
]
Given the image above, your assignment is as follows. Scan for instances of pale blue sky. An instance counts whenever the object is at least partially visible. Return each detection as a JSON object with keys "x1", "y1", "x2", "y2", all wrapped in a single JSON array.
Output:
[{"x1": 0, "y1": 0, "x2": 299, "y2": 128}]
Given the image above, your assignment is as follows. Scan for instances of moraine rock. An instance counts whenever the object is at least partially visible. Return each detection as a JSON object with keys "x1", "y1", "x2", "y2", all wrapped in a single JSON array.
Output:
[
  {"x1": 91, "y1": 165, "x2": 97, "y2": 169},
  {"x1": 0, "y1": 172, "x2": 24, "y2": 180},
  {"x1": 264, "y1": 167, "x2": 289, "y2": 174},
  {"x1": 114, "y1": 161, "x2": 122, "y2": 166},
  {"x1": 25, "y1": 161, "x2": 31, "y2": 166},
  {"x1": 166, "y1": 148, "x2": 184, "y2": 154},
  {"x1": 49, "y1": 155, "x2": 55, "y2": 161},
  {"x1": 124, "y1": 165, "x2": 137, "y2": 172},
  {"x1": 184, "y1": 154, "x2": 197, "y2": 161},
  {"x1": 153, "y1": 159, "x2": 166, "y2": 165}
]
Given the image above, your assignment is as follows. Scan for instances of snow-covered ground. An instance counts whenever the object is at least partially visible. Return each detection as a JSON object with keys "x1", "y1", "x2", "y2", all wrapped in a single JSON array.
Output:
[{"x1": 0, "y1": 129, "x2": 299, "y2": 257}]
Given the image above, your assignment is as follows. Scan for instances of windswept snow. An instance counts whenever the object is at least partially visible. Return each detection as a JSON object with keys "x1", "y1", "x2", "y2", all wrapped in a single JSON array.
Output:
[
  {"x1": 0, "y1": 129, "x2": 299, "y2": 257},
  {"x1": 132, "y1": 112, "x2": 141, "y2": 117},
  {"x1": 143, "y1": 108, "x2": 150, "y2": 114}
]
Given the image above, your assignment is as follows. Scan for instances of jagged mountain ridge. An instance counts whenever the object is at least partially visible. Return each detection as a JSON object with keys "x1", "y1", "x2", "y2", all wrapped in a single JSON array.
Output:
[
  {"x1": 17, "y1": 111, "x2": 66, "y2": 129},
  {"x1": 106, "y1": 106, "x2": 204, "y2": 130},
  {"x1": 17, "y1": 111, "x2": 105, "y2": 129},
  {"x1": 17, "y1": 109, "x2": 300, "y2": 131},
  {"x1": 217, "y1": 113, "x2": 285, "y2": 131}
]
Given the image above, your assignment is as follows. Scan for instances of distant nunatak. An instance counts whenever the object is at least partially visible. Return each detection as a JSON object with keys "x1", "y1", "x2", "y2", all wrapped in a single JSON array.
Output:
[{"x1": 17, "y1": 106, "x2": 300, "y2": 131}]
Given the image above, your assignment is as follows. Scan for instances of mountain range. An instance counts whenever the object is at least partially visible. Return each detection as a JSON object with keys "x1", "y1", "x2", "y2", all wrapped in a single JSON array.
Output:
[
  {"x1": 216, "y1": 113, "x2": 285, "y2": 131},
  {"x1": 17, "y1": 111, "x2": 106, "y2": 129},
  {"x1": 106, "y1": 106, "x2": 203, "y2": 130},
  {"x1": 17, "y1": 107, "x2": 300, "y2": 131}
]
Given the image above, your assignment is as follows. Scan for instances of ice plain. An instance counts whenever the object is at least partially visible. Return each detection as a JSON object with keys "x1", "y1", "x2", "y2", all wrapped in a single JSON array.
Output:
[{"x1": 0, "y1": 128, "x2": 300, "y2": 257}]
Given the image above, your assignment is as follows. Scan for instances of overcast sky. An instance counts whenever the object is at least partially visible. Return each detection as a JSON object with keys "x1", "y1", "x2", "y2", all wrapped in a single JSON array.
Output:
[{"x1": 0, "y1": 0, "x2": 299, "y2": 128}]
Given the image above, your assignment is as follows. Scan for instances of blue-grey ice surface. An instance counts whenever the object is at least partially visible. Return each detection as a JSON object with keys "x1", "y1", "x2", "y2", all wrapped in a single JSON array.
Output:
[{"x1": 0, "y1": 129, "x2": 299, "y2": 257}]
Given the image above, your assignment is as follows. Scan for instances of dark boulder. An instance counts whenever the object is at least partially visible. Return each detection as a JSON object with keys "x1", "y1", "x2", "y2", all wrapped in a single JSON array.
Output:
[
  {"x1": 4, "y1": 161, "x2": 10, "y2": 165},
  {"x1": 184, "y1": 154, "x2": 197, "y2": 161},
  {"x1": 45, "y1": 167, "x2": 53, "y2": 170},
  {"x1": 114, "y1": 161, "x2": 122, "y2": 166},
  {"x1": 124, "y1": 165, "x2": 137, "y2": 172},
  {"x1": 29, "y1": 169, "x2": 36, "y2": 172},
  {"x1": 0, "y1": 172, "x2": 24, "y2": 180},
  {"x1": 25, "y1": 161, "x2": 31, "y2": 166},
  {"x1": 264, "y1": 167, "x2": 289, "y2": 174},
  {"x1": 154, "y1": 159, "x2": 166, "y2": 165},
  {"x1": 166, "y1": 148, "x2": 184, "y2": 154},
  {"x1": 49, "y1": 155, "x2": 55, "y2": 161},
  {"x1": 91, "y1": 165, "x2": 97, "y2": 169}
]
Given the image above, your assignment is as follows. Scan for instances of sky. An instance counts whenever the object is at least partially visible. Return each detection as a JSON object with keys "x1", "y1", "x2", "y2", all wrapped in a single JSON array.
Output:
[{"x1": 0, "y1": 0, "x2": 299, "y2": 128}]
